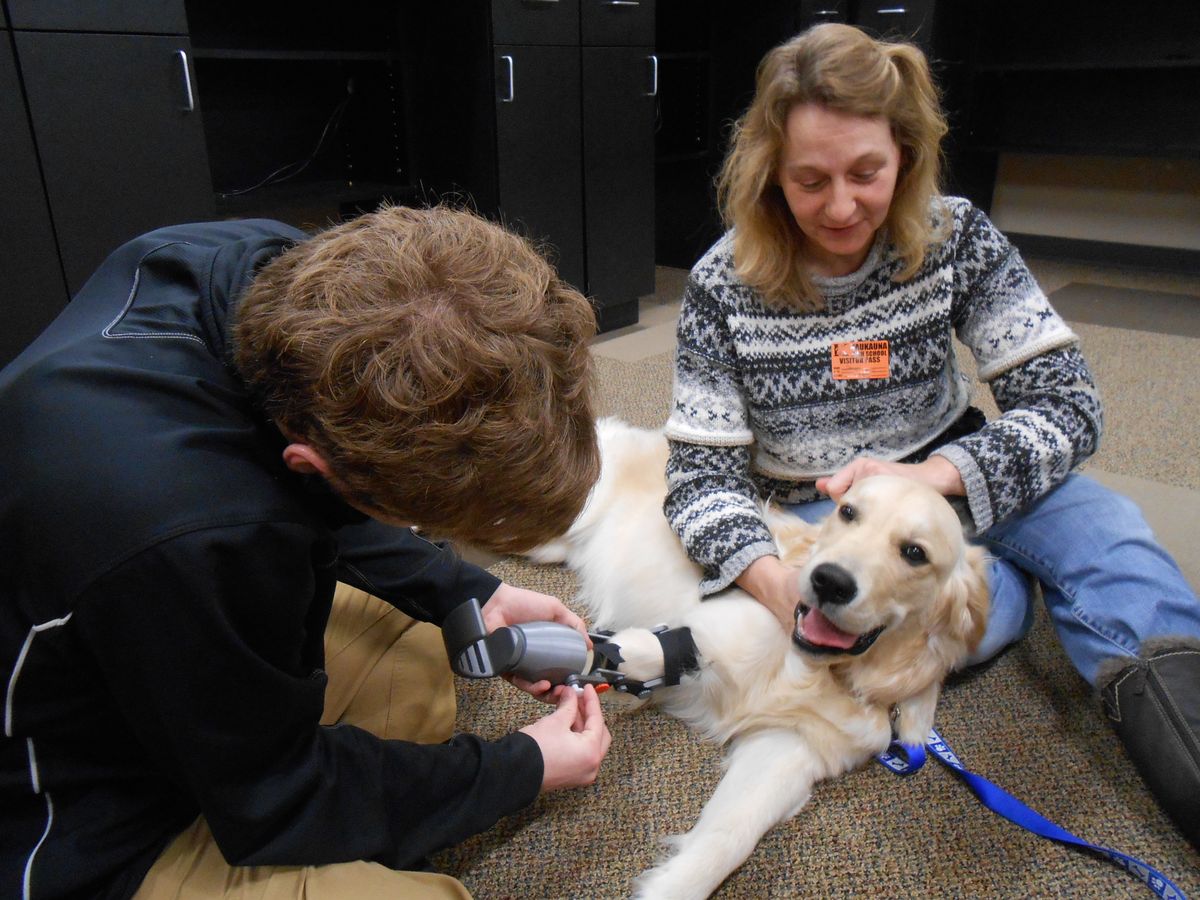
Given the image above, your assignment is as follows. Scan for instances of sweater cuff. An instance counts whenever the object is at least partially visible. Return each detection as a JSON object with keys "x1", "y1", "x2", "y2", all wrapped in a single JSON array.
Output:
[
  {"x1": 699, "y1": 540, "x2": 778, "y2": 596},
  {"x1": 931, "y1": 446, "x2": 992, "y2": 533}
]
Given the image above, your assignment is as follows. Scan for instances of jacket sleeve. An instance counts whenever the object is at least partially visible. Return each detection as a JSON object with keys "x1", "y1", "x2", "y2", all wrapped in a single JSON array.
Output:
[
  {"x1": 72, "y1": 520, "x2": 543, "y2": 869},
  {"x1": 938, "y1": 203, "x2": 1104, "y2": 531},
  {"x1": 663, "y1": 275, "x2": 775, "y2": 594},
  {"x1": 332, "y1": 516, "x2": 501, "y2": 625}
]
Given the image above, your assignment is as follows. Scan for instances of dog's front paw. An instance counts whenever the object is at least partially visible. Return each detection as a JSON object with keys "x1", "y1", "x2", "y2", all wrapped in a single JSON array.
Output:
[
  {"x1": 632, "y1": 867, "x2": 681, "y2": 900},
  {"x1": 632, "y1": 852, "x2": 706, "y2": 900},
  {"x1": 608, "y1": 628, "x2": 666, "y2": 683},
  {"x1": 892, "y1": 682, "x2": 939, "y2": 749}
]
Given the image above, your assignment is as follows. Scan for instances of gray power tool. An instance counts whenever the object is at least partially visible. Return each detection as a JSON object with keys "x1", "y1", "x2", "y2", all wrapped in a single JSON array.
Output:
[
  {"x1": 442, "y1": 596, "x2": 595, "y2": 685},
  {"x1": 441, "y1": 597, "x2": 677, "y2": 698}
]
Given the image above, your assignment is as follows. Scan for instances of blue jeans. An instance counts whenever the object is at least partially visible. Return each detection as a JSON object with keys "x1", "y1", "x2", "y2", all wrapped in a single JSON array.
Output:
[{"x1": 785, "y1": 474, "x2": 1200, "y2": 685}]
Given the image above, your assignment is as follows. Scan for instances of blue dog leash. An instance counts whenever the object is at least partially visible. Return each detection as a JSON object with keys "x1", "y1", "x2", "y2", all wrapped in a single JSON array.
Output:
[{"x1": 877, "y1": 728, "x2": 1189, "y2": 899}]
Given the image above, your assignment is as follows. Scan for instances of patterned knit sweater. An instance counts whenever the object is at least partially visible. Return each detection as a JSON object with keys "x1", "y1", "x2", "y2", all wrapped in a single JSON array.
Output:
[{"x1": 664, "y1": 196, "x2": 1103, "y2": 594}]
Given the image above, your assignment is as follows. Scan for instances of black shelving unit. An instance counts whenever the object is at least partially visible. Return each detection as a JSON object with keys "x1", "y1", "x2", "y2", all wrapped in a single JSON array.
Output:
[
  {"x1": 398, "y1": 1, "x2": 656, "y2": 333},
  {"x1": 954, "y1": 0, "x2": 1200, "y2": 212},
  {"x1": 0, "y1": 0, "x2": 659, "y2": 363},
  {"x1": 185, "y1": 1, "x2": 413, "y2": 229}
]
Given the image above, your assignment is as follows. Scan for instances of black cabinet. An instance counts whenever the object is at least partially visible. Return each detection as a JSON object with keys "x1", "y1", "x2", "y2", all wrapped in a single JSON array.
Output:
[
  {"x1": 0, "y1": 33, "x2": 68, "y2": 365},
  {"x1": 2, "y1": 0, "x2": 214, "y2": 364},
  {"x1": 190, "y1": 0, "x2": 656, "y2": 332},
  {"x1": 14, "y1": 30, "x2": 214, "y2": 295},
  {"x1": 402, "y1": 1, "x2": 656, "y2": 332},
  {"x1": 492, "y1": 1, "x2": 656, "y2": 331},
  {"x1": 493, "y1": 0, "x2": 578, "y2": 44},
  {"x1": 0, "y1": 1, "x2": 657, "y2": 366},
  {"x1": 5, "y1": 0, "x2": 190, "y2": 34},
  {"x1": 583, "y1": 2, "x2": 657, "y2": 326},
  {"x1": 494, "y1": 43, "x2": 587, "y2": 290},
  {"x1": 583, "y1": 45, "x2": 656, "y2": 321}
]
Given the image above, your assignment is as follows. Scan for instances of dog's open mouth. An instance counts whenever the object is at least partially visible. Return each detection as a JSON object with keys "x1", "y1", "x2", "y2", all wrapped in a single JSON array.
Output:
[{"x1": 792, "y1": 604, "x2": 885, "y2": 656}]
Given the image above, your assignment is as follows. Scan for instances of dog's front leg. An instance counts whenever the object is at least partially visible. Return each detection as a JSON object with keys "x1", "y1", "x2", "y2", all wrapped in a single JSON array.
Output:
[
  {"x1": 893, "y1": 680, "x2": 940, "y2": 748},
  {"x1": 633, "y1": 728, "x2": 819, "y2": 900}
]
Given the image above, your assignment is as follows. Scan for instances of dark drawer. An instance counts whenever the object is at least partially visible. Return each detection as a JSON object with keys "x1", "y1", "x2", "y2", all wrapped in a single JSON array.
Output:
[
  {"x1": 6, "y1": 0, "x2": 188, "y2": 34},
  {"x1": 492, "y1": 0, "x2": 580, "y2": 45},
  {"x1": 582, "y1": 0, "x2": 654, "y2": 46}
]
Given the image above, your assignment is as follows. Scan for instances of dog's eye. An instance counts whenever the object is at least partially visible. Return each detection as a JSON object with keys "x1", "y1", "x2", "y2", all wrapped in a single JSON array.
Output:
[
  {"x1": 900, "y1": 543, "x2": 928, "y2": 565},
  {"x1": 838, "y1": 503, "x2": 856, "y2": 523}
]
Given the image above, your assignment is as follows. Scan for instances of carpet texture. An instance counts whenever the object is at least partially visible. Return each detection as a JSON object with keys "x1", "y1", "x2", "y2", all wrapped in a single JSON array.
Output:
[{"x1": 433, "y1": 288, "x2": 1200, "y2": 898}]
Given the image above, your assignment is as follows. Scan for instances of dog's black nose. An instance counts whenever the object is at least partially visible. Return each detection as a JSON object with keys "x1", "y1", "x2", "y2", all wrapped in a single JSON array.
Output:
[{"x1": 810, "y1": 563, "x2": 857, "y2": 606}]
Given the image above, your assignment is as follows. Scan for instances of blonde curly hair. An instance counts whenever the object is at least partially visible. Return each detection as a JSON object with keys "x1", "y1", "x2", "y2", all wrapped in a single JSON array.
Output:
[
  {"x1": 234, "y1": 205, "x2": 599, "y2": 553},
  {"x1": 717, "y1": 23, "x2": 949, "y2": 310}
]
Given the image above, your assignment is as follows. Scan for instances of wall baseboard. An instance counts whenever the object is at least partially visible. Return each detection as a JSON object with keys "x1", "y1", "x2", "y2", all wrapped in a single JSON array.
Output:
[{"x1": 1008, "y1": 233, "x2": 1200, "y2": 276}]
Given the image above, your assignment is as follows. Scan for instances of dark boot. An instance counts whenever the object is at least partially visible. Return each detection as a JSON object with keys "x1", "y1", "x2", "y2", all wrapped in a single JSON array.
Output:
[{"x1": 1098, "y1": 637, "x2": 1200, "y2": 849}]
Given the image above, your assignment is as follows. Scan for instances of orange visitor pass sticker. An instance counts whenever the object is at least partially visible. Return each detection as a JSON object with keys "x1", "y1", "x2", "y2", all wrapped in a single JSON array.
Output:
[{"x1": 830, "y1": 340, "x2": 890, "y2": 380}]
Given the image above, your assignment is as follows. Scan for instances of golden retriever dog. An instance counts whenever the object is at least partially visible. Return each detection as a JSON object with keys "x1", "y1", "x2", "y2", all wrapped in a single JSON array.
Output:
[{"x1": 528, "y1": 418, "x2": 990, "y2": 899}]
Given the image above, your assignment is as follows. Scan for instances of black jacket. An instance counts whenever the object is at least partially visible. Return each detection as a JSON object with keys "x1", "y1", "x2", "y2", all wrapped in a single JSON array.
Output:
[{"x1": 0, "y1": 220, "x2": 543, "y2": 899}]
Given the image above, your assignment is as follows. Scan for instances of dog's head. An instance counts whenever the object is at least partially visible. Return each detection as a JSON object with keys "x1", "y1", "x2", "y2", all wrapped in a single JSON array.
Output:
[{"x1": 781, "y1": 475, "x2": 989, "y2": 707}]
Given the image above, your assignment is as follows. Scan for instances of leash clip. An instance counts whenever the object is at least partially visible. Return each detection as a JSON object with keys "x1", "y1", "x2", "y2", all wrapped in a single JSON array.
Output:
[{"x1": 878, "y1": 704, "x2": 928, "y2": 775}]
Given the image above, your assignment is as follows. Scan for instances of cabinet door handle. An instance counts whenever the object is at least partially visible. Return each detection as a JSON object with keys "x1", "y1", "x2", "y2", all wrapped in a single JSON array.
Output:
[
  {"x1": 646, "y1": 54, "x2": 658, "y2": 97},
  {"x1": 176, "y1": 49, "x2": 195, "y2": 112},
  {"x1": 876, "y1": 7, "x2": 907, "y2": 13},
  {"x1": 604, "y1": 1, "x2": 642, "y2": 5},
  {"x1": 500, "y1": 55, "x2": 515, "y2": 103}
]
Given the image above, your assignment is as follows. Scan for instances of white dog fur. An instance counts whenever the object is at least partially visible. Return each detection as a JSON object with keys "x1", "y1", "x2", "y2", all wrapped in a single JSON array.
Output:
[{"x1": 528, "y1": 418, "x2": 990, "y2": 899}]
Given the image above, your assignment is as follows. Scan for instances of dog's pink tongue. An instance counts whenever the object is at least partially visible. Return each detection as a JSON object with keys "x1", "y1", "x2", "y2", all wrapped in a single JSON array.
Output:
[{"x1": 801, "y1": 608, "x2": 859, "y2": 649}]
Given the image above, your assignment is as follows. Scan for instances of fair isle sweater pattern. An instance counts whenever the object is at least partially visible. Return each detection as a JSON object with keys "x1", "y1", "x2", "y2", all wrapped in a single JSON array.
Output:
[{"x1": 664, "y1": 197, "x2": 1104, "y2": 594}]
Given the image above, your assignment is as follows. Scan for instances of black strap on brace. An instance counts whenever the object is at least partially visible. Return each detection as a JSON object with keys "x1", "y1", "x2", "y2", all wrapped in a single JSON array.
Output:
[{"x1": 655, "y1": 626, "x2": 699, "y2": 686}]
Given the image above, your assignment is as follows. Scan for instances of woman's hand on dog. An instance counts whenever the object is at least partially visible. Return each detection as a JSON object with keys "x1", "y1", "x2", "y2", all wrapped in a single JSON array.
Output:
[
  {"x1": 737, "y1": 555, "x2": 803, "y2": 634},
  {"x1": 483, "y1": 582, "x2": 592, "y2": 701},
  {"x1": 817, "y1": 455, "x2": 966, "y2": 500},
  {"x1": 520, "y1": 683, "x2": 612, "y2": 791}
]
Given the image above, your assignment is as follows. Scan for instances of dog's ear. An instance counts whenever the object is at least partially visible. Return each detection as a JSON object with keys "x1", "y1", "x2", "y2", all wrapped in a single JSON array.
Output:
[{"x1": 935, "y1": 543, "x2": 990, "y2": 655}]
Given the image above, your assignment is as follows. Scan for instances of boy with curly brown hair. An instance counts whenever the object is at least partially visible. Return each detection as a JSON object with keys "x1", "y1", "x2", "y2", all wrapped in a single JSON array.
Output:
[{"x1": 0, "y1": 204, "x2": 610, "y2": 899}]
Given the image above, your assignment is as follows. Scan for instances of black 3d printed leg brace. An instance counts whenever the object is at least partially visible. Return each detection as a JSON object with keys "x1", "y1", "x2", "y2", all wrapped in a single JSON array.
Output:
[{"x1": 586, "y1": 626, "x2": 699, "y2": 697}]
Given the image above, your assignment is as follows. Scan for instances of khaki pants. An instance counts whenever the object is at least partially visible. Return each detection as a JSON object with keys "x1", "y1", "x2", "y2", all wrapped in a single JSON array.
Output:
[{"x1": 134, "y1": 584, "x2": 471, "y2": 899}]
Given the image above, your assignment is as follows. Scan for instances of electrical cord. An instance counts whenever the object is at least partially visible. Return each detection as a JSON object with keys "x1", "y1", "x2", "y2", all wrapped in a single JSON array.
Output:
[{"x1": 218, "y1": 80, "x2": 354, "y2": 199}]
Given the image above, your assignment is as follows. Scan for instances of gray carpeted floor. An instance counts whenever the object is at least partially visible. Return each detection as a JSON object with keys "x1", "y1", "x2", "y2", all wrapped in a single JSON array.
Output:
[{"x1": 434, "y1": 281, "x2": 1200, "y2": 898}]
